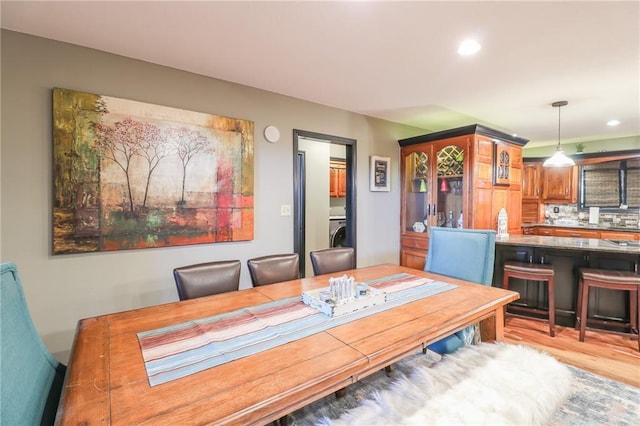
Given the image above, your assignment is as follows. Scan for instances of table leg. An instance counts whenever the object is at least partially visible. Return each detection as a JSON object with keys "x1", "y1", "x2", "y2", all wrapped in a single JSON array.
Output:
[{"x1": 480, "y1": 308, "x2": 504, "y2": 342}]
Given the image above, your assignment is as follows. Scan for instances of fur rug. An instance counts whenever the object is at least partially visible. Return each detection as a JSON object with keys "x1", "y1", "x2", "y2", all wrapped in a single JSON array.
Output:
[{"x1": 316, "y1": 343, "x2": 571, "y2": 425}]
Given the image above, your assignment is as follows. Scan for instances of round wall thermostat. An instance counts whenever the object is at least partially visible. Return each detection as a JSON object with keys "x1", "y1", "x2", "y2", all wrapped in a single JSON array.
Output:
[{"x1": 264, "y1": 125, "x2": 280, "y2": 143}]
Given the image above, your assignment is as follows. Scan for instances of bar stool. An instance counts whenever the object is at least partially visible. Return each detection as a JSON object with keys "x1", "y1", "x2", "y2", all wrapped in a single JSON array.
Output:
[
  {"x1": 576, "y1": 268, "x2": 640, "y2": 352},
  {"x1": 503, "y1": 261, "x2": 556, "y2": 337}
]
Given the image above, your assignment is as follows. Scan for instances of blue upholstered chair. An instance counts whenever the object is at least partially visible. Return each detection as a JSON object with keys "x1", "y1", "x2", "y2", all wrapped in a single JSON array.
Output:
[
  {"x1": 424, "y1": 227, "x2": 496, "y2": 355},
  {"x1": 1, "y1": 262, "x2": 66, "y2": 425}
]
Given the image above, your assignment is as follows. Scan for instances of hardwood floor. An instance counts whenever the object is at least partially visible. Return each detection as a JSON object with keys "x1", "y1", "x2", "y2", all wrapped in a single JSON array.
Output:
[{"x1": 504, "y1": 316, "x2": 640, "y2": 388}]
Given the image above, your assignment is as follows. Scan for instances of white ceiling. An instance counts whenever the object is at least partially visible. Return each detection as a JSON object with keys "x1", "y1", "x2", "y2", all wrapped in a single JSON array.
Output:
[{"x1": 2, "y1": 0, "x2": 639, "y2": 149}]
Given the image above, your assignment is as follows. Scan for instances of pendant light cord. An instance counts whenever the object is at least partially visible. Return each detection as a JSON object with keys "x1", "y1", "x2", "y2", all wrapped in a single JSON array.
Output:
[
  {"x1": 557, "y1": 103, "x2": 561, "y2": 150},
  {"x1": 551, "y1": 100, "x2": 568, "y2": 150}
]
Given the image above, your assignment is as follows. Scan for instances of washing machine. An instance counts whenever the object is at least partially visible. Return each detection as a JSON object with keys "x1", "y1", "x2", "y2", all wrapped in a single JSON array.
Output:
[{"x1": 329, "y1": 217, "x2": 347, "y2": 247}]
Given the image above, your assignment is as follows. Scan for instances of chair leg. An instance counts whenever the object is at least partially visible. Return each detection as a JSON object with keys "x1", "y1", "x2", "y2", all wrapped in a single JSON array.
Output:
[
  {"x1": 503, "y1": 273, "x2": 511, "y2": 323},
  {"x1": 548, "y1": 276, "x2": 555, "y2": 337},
  {"x1": 631, "y1": 289, "x2": 638, "y2": 334},
  {"x1": 384, "y1": 365, "x2": 392, "y2": 376},
  {"x1": 575, "y1": 275, "x2": 584, "y2": 331},
  {"x1": 335, "y1": 387, "x2": 346, "y2": 399},
  {"x1": 579, "y1": 282, "x2": 590, "y2": 343},
  {"x1": 636, "y1": 288, "x2": 640, "y2": 353}
]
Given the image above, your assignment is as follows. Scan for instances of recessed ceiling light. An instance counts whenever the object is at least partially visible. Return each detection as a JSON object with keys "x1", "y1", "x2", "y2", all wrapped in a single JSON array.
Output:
[
  {"x1": 458, "y1": 39, "x2": 481, "y2": 56},
  {"x1": 606, "y1": 119, "x2": 621, "y2": 127}
]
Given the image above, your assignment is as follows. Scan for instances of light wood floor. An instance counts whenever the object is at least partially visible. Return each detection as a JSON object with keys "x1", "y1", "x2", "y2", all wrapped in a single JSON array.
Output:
[{"x1": 504, "y1": 316, "x2": 640, "y2": 388}]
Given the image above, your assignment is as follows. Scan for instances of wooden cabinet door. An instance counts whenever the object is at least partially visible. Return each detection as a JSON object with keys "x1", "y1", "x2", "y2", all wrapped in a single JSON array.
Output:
[
  {"x1": 522, "y1": 200, "x2": 542, "y2": 224},
  {"x1": 337, "y1": 168, "x2": 347, "y2": 197},
  {"x1": 400, "y1": 248, "x2": 427, "y2": 270},
  {"x1": 522, "y1": 163, "x2": 541, "y2": 200},
  {"x1": 329, "y1": 161, "x2": 346, "y2": 198},
  {"x1": 433, "y1": 139, "x2": 468, "y2": 229},
  {"x1": 542, "y1": 166, "x2": 576, "y2": 203},
  {"x1": 329, "y1": 167, "x2": 339, "y2": 197},
  {"x1": 506, "y1": 189, "x2": 522, "y2": 235}
]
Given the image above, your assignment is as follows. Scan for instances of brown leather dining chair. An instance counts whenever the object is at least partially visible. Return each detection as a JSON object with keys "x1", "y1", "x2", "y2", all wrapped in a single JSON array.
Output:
[
  {"x1": 309, "y1": 247, "x2": 355, "y2": 276},
  {"x1": 247, "y1": 253, "x2": 300, "y2": 287},
  {"x1": 173, "y1": 260, "x2": 241, "y2": 300}
]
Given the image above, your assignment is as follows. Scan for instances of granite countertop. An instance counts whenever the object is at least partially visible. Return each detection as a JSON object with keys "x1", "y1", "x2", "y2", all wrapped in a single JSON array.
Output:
[
  {"x1": 521, "y1": 222, "x2": 640, "y2": 233},
  {"x1": 496, "y1": 234, "x2": 640, "y2": 254}
]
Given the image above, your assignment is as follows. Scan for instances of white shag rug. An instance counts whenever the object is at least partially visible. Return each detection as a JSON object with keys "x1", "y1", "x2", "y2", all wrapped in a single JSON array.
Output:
[{"x1": 318, "y1": 343, "x2": 572, "y2": 425}]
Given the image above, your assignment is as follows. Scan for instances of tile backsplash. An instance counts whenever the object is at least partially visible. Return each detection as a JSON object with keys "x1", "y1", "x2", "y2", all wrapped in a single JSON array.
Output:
[{"x1": 545, "y1": 204, "x2": 640, "y2": 228}]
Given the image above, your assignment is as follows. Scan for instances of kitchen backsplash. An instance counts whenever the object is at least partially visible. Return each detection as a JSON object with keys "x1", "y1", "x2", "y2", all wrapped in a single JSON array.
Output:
[{"x1": 545, "y1": 204, "x2": 640, "y2": 228}]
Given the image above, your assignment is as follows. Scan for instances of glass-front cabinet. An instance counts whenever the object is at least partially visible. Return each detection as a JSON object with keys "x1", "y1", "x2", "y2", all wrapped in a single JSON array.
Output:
[
  {"x1": 399, "y1": 125, "x2": 528, "y2": 270},
  {"x1": 435, "y1": 145, "x2": 465, "y2": 228},
  {"x1": 400, "y1": 139, "x2": 468, "y2": 269},
  {"x1": 403, "y1": 149, "x2": 431, "y2": 234},
  {"x1": 402, "y1": 144, "x2": 466, "y2": 234}
]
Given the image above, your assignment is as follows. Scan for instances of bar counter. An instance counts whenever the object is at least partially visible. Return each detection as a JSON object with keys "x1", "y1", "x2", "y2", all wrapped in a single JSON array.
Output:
[
  {"x1": 521, "y1": 223, "x2": 640, "y2": 234},
  {"x1": 496, "y1": 234, "x2": 640, "y2": 255},
  {"x1": 494, "y1": 234, "x2": 639, "y2": 329}
]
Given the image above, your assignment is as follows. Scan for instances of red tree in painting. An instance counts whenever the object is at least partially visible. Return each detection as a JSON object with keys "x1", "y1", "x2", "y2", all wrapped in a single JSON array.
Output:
[
  {"x1": 137, "y1": 122, "x2": 171, "y2": 209},
  {"x1": 167, "y1": 126, "x2": 213, "y2": 206},
  {"x1": 94, "y1": 118, "x2": 173, "y2": 213},
  {"x1": 93, "y1": 117, "x2": 144, "y2": 213}
]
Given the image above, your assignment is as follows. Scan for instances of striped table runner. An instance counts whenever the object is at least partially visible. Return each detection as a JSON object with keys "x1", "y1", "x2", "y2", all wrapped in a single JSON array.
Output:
[{"x1": 138, "y1": 273, "x2": 456, "y2": 386}]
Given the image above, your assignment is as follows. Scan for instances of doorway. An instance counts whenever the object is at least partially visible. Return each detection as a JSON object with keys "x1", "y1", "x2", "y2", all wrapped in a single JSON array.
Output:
[{"x1": 293, "y1": 130, "x2": 356, "y2": 277}]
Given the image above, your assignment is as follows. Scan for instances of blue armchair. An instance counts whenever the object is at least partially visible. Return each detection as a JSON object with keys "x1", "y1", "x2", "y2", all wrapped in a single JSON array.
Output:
[
  {"x1": 1, "y1": 262, "x2": 66, "y2": 425},
  {"x1": 424, "y1": 227, "x2": 496, "y2": 354}
]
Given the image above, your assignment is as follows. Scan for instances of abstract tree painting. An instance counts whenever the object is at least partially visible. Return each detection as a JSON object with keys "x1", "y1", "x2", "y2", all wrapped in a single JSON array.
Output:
[{"x1": 53, "y1": 88, "x2": 254, "y2": 254}]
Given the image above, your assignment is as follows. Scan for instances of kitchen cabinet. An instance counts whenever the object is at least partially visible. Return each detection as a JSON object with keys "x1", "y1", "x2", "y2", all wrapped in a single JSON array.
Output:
[
  {"x1": 554, "y1": 228, "x2": 600, "y2": 239},
  {"x1": 522, "y1": 226, "x2": 535, "y2": 235},
  {"x1": 600, "y1": 231, "x2": 638, "y2": 241},
  {"x1": 399, "y1": 124, "x2": 528, "y2": 269},
  {"x1": 528, "y1": 226, "x2": 639, "y2": 240},
  {"x1": 521, "y1": 162, "x2": 544, "y2": 223},
  {"x1": 329, "y1": 161, "x2": 346, "y2": 198},
  {"x1": 534, "y1": 227, "x2": 555, "y2": 236},
  {"x1": 522, "y1": 200, "x2": 544, "y2": 224},
  {"x1": 521, "y1": 161, "x2": 576, "y2": 223},
  {"x1": 522, "y1": 162, "x2": 542, "y2": 200},
  {"x1": 541, "y1": 165, "x2": 577, "y2": 203}
]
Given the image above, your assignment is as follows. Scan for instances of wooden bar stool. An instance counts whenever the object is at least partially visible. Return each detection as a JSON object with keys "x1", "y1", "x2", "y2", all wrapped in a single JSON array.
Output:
[
  {"x1": 503, "y1": 261, "x2": 555, "y2": 337},
  {"x1": 576, "y1": 268, "x2": 640, "y2": 352}
]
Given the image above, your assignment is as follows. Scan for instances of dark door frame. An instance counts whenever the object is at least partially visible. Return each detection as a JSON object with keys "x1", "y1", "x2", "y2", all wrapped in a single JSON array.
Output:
[{"x1": 293, "y1": 129, "x2": 357, "y2": 277}]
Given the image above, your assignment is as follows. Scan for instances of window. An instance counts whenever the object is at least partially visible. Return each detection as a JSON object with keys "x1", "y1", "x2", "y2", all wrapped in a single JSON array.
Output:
[{"x1": 579, "y1": 159, "x2": 640, "y2": 209}]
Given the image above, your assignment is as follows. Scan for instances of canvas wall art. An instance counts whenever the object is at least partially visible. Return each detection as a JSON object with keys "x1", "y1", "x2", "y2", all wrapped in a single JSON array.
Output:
[{"x1": 53, "y1": 88, "x2": 254, "y2": 254}]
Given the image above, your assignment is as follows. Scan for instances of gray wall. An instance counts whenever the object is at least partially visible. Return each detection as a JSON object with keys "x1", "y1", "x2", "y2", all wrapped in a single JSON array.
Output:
[{"x1": 0, "y1": 30, "x2": 425, "y2": 361}]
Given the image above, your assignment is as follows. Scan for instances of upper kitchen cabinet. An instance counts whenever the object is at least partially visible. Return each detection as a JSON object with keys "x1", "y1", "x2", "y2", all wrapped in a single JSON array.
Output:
[
  {"x1": 329, "y1": 160, "x2": 346, "y2": 198},
  {"x1": 522, "y1": 162, "x2": 542, "y2": 200},
  {"x1": 399, "y1": 125, "x2": 528, "y2": 269},
  {"x1": 522, "y1": 161, "x2": 544, "y2": 223},
  {"x1": 541, "y1": 165, "x2": 577, "y2": 203}
]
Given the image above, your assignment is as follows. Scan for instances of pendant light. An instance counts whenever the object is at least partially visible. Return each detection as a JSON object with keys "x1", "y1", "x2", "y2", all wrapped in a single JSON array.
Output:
[{"x1": 543, "y1": 100, "x2": 575, "y2": 167}]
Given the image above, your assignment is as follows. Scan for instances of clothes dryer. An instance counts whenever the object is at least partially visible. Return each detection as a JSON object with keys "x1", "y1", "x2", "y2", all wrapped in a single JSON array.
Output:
[{"x1": 329, "y1": 217, "x2": 346, "y2": 247}]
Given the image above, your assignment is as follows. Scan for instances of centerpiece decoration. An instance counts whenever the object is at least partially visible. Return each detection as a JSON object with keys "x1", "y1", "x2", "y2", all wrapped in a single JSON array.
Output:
[{"x1": 302, "y1": 275, "x2": 386, "y2": 317}]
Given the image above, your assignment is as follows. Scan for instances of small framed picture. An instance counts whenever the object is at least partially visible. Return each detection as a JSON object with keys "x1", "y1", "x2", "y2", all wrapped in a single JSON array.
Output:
[{"x1": 370, "y1": 155, "x2": 391, "y2": 192}]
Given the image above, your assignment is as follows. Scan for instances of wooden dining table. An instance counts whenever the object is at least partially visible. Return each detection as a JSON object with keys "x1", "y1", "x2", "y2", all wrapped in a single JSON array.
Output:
[{"x1": 55, "y1": 264, "x2": 519, "y2": 425}]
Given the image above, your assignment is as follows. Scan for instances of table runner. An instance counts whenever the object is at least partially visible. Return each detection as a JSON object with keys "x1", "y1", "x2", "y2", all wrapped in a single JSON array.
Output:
[{"x1": 138, "y1": 273, "x2": 457, "y2": 386}]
